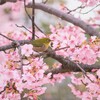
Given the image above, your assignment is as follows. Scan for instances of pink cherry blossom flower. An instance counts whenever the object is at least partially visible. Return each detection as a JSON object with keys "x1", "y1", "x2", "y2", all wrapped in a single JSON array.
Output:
[
  {"x1": 11, "y1": 1, "x2": 23, "y2": 11},
  {"x1": 82, "y1": 92, "x2": 93, "y2": 100},
  {"x1": 21, "y1": 44, "x2": 33, "y2": 57},
  {"x1": 71, "y1": 76, "x2": 82, "y2": 85},
  {"x1": 0, "y1": 52, "x2": 7, "y2": 66},
  {"x1": 68, "y1": 84, "x2": 82, "y2": 98},
  {"x1": 79, "y1": 0, "x2": 100, "y2": 6},
  {"x1": 51, "y1": 74, "x2": 65, "y2": 83},
  {"x1": 7, "y1": 93, "x2": 20, "y2": 100},
  {"x1": 35, "y1": 69, "x2": 45, "y2": 80},
  {"x1": 97, "y1": 95, "x2": 100, "y2": 100}
]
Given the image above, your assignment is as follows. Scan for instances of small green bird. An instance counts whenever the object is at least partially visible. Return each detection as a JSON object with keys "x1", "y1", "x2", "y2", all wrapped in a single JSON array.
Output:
[{"x1": 30, "y1": 38, "x2": 51, "y2": 52}]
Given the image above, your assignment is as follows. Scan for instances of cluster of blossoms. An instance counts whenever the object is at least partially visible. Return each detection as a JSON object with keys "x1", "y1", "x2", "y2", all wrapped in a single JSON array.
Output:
[
  {"x1": 0, "y1": 30, "x2": 44, "y2": 100},
  {"x1": 0, "y1": 48, "x2": 51, "y2": 100},
  {"x1": 49, "y1": 25, "x2": 100, "y2": 99},
  {"x1": 0, "y1": 29, "x2": 68, "y2": 99},
  {"x1": 68, "y1": 70, "x2": 100, "y2": 100},
  {"x1": 79, "y1": 0, "x2": 100, "y2": 6},
  {"x1": 50, "y1": 25, "x2": 100, "y2": 65}
]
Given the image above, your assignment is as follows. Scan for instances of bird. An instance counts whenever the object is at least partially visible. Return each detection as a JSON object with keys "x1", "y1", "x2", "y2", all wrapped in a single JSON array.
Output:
[{"x1": 30, "y1": 38, "x2": 52, "y2": 52}]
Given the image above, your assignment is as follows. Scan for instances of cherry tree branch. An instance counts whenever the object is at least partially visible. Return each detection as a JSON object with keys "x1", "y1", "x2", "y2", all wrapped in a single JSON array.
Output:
[
  {"x1": 0, "y1": 0, "x2": 16, "y2": 4},
  {"x1": 32, "y1": 0, "x2": 35, "y2": 39},
  {"x1": 27, "y1": 3, "x2": 100, "y2": 37},
  {"x1": 0, "y1": 40, "x2": 30, "y2": 51},
  {"x1": 45, "y1": 50, "x2": 100, "y2": 75},
  {"x1": 0, "y1": 40, "x2": 100, "y2": 75},
  {"x1": 23, "y1": 0, "x2": 44, "y2": 36},
  {"x1": 0, "y1": 1, "x2": 100, "y2": 37}
]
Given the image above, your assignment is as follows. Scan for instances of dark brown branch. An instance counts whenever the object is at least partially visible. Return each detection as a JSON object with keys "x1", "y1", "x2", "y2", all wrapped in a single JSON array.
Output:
[
  {"x1": 24, "y1": 0, "x2": 43, "y2": 37},
  {"x1": 44, "y1": 50, "x2": 100, "y2": 75},
  {"x1": 32, "y1": 0, "x2": 35, "y2": 39},
  {"x1": 0, "y1": 40, "x2": 30, "y2": 51},
  {"x1": 0, "y1": 0, "x2": 6, "y2": 5},
  {"x1": 0, "y1": 0, "x2": 16, "y2": 5},
  {"x1": 27, "y1": 3, "x2": 100, "y2": 37}
]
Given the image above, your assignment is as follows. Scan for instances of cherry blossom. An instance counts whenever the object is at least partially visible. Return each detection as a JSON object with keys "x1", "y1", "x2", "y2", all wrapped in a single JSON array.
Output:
[
  {"x1": 21, "y1": 44, "x2": 33, "y2": 57},
  {"x1": 79, "y1": 0, "x2": 100, "y2": 6}
]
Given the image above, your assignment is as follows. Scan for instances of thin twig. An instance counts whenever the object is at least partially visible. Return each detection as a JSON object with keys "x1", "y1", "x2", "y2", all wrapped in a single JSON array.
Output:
[
  {"x1": 67, "y1": 4, "x2": 85, "y2": 14},
  {"x1": 24, "y1": 0, "x2": 35, "y2": 39},
  {"x1": 32, "y1": 0, "x2": 35, "y2": 39},
  {"x1": 0, "y1": 33, "x2": 14, "y2": 41},
  {"x1": 15, "y1": 24, "x2": 39, "y2": 38},
  {"x1": 54, "y1": 45, "x2": 81, "y2": 51},
  {"x1": 24, "y1": 0, "x2": 32, "y2": 20},
  {"x1": 81, "y1": 80, "x2": 87, "y2": 86},
  {"x1": 80, "y1": 3, "x2": 100, "y2": 14},
  {"x1": 24, "y1": 0, "x2": 44, "y2": 35},
  {"x1": 54, "y1": 46, "x2": 69, "y2": 51},
  {"x1": 75, "y1": 62, "x2": 93, "y2": 82},
  {"x1": 15, "y1": 24, "x2": 32, "y2": 33}
]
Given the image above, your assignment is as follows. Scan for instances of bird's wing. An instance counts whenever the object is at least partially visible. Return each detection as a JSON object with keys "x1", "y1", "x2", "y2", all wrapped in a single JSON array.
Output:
[{"x1": 31, "y1": 40, "x2": 44, "y2": 47}]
